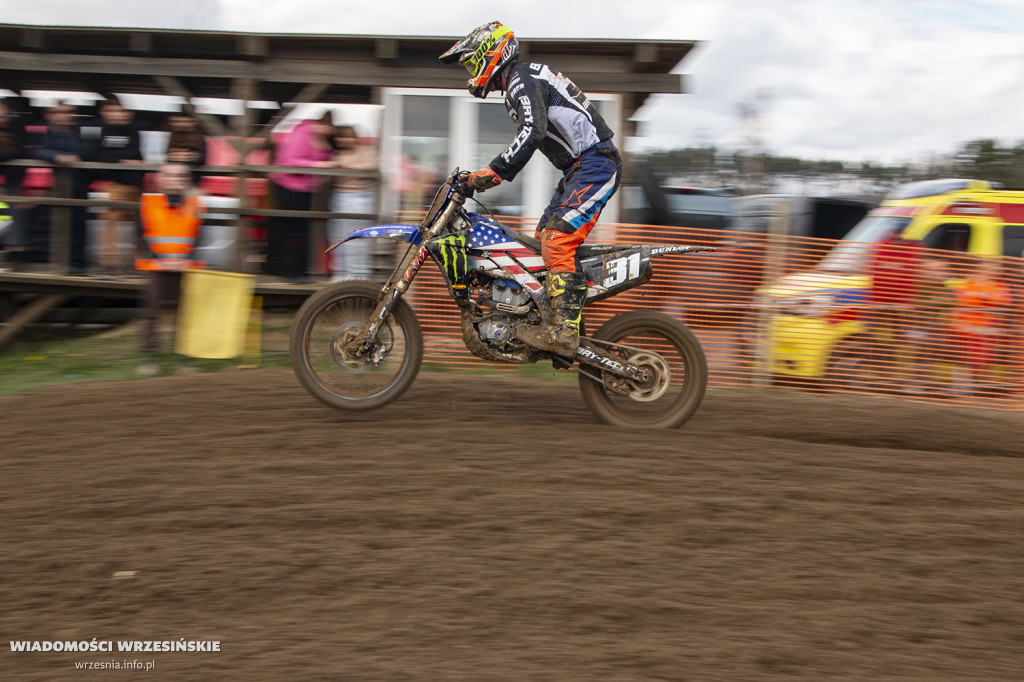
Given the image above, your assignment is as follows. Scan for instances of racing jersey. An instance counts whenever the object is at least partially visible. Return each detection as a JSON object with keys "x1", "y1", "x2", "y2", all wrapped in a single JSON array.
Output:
[{"x1": 488, "y1": 61, "x2": 614, "y2": 181}]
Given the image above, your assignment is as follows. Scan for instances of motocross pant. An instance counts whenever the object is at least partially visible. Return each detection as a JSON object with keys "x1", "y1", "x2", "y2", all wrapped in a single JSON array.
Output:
[{"x1": 535, "y1": 140, "x2": 622, "y2": 272}]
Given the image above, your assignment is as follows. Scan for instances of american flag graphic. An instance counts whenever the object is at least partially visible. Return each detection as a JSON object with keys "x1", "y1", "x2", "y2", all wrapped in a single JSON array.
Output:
[
  {"x1": 468, "y1": 224, "x2": 522, "y2": 250},
  {"x1": 467, "y1": 222, "x2": 546, "y2": 289}
]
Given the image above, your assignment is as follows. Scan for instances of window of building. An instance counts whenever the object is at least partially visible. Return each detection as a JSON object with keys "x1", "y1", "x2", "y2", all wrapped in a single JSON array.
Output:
[
  {"x1": 475, "y1": 101, "x2": 523, "y2": 216},
  {"x1": 397, "y1": 95, "x2": 450, "y2": 212}
]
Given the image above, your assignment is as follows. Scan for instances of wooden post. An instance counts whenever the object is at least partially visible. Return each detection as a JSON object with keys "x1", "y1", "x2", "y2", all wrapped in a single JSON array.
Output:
[
  {"x1": 252, "y1": 82, "x2": 329, "y2": 144},
  {"x1": 232, "y1": 78, "x2": 258, "y2": 273},
  {"x1": 153, "y1": 75, "x2": 243, "y2": 153},
  {"x1": 752, "y1": 200, "x2": 791, "y2": 387},
  {"x1": 49, "y1": 168, "x2": 72, "y2": 273},
  {"x1": 0, "y1": 294, "x2": 69, "y2": 351}
]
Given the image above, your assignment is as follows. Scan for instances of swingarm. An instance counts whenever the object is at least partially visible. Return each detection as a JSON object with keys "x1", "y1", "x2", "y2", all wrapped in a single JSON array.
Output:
[{"x1": 574, "y1": 338, "x2": 651, "y2": 383}]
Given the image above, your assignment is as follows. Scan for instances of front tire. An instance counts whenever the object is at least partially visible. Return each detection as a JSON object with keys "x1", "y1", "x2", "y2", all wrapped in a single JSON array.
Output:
[
  {"x1": 289, "y1": 280, "x2": 423, "y2": 411},
  {"x1": 579, "y1": 310, "x2": 708, "y2": 428}
]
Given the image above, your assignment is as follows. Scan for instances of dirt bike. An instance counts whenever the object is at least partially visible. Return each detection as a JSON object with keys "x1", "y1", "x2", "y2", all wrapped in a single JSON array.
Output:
[{"x1": 289, "y1": 169, "x2": 715, "y2": 428}]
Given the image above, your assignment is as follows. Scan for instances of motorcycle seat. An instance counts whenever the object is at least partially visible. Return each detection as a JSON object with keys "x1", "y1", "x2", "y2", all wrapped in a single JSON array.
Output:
[{"x1": 511, "y1": 231, "x2": 635, "y2": 259}]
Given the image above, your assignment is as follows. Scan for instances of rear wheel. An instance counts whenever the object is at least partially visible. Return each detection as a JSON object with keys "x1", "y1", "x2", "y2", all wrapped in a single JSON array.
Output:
[
  {"x1": 579, "y1": 310, "x2": 708, "y2": 428},
  {"x1": 289, "y1": 280, "x2": 423, "y2": 411}
]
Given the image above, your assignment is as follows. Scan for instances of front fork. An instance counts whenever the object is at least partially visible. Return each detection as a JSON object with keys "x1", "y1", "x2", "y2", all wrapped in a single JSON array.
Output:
[{"x1": 346, "y1": 198, "x2": 463, "y2": 358}]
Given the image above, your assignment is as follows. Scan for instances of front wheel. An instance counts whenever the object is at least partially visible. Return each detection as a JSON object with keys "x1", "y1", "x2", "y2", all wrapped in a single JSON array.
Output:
[
  {"x1": 579, "y1": 310, "x2": 708, "y2": 429},
  {"x1": 289, "y1": 280, "x2": 423, "y2": 411}
]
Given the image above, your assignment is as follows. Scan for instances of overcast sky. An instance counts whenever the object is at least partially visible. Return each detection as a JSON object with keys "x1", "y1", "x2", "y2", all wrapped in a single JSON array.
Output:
[{"x1": 7, "y1": 0, "x2": 1024, "y2": 164}]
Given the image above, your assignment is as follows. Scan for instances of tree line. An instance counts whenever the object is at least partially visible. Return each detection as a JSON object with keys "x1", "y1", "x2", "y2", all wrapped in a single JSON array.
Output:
[{"x1": 628, "y1": 139, "x2": 1024, "y2": 193}]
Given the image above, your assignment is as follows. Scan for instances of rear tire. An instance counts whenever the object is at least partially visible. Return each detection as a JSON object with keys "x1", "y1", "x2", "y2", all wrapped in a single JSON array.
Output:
[
  {"x1": 289, "y1": 280, "x2": 423, "y2": 411},
  {"x1": 579, "y1": 310, "x2": 708, "y2": 429}
]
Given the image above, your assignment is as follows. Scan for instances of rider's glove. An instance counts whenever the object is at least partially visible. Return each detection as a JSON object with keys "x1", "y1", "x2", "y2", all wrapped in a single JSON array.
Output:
[{"x1": 466, "y1": 167, "x2": 502, "y2": 192}]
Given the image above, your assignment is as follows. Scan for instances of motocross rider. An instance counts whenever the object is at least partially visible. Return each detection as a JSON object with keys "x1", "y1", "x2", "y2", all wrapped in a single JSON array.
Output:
[{"x1": 440, "y1": 21, "x2": 622, "y2": 357}]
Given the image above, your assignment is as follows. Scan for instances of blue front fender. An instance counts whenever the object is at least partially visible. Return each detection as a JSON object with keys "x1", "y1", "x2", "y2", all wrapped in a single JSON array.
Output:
[{"x1": 326, "y1": 224, "x2": 422, "y2": 253}]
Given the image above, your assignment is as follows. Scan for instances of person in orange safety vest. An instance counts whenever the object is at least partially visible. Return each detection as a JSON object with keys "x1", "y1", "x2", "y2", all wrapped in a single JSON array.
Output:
[
  {"x1": 950, "y1": 258, "x2": 1012, "y2": 391},
  {"x1": 135, "y1": 162, "x2": 205, "y2": 376}
]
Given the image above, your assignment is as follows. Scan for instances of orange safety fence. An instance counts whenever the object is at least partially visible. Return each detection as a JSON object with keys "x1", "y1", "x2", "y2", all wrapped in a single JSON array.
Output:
[{"x1": 393, "y1": 211, "x2": 1024, "y2": 411}]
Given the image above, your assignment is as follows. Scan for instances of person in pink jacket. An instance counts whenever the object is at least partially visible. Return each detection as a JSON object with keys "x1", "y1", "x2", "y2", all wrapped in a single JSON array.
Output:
[{"x1": 267, "y1": 112, "x2": 334, "y2": 282}]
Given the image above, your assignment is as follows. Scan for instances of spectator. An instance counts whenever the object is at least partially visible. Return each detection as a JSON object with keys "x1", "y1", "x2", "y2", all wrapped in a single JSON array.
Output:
[
  {"x1": 165, "y1": 111, "x2": 206, "y2": 183},
  {"x1": 32, "y1": 102, "x2": 89, "y2": 274},
  {"x1": 950, "y1": 258, "x2": 1012, "y2": 395},
  {"x1": 907, "y1": 257, "x2": 955, "y2": 395},
  {"x1": 88, "y1": 97, "x2": 145, "y2": 276},
  {"x1": 867, "y1": 234, "x2": 922, "y2": 382},
  {"x1": 396, "y1": 153, "x2": 433, "y2": 214},
  {"x1": 266, "y1": 112, "x2": 334, "y2": 283},
  {"x1": 135, "y1": 162, "x2": 205, "y2": 377},
  {"x1": 0, "y1": 99, "x2": 28, "y2": 265},
  {"x1": 0, "y1": 99, "x2": 27, "y2": 195},
  {"x1": 327, "y1": 125, "x2": 377, "y2": 281}
]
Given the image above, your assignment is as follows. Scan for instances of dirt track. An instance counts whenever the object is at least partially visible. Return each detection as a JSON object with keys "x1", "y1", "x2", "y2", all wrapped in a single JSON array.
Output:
[{"x1": 2, "y1": 369, "x2": 1024, "y2": 680}]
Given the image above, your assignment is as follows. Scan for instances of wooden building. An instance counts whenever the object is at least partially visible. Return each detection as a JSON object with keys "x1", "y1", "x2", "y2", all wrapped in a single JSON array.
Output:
[{"x1": 0, "y1": 22, "x2": 697, "y2": 346}]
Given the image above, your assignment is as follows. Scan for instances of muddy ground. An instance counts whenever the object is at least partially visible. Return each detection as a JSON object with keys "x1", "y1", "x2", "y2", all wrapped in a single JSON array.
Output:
[{"x1": 2, "y1": 370, "x2": 1023, "y2": 681}]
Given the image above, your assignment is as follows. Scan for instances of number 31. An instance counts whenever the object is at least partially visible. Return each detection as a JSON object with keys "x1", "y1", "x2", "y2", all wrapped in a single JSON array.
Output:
[{"x1": 602, "y1": 253, "x2": 641, "y2": 287}]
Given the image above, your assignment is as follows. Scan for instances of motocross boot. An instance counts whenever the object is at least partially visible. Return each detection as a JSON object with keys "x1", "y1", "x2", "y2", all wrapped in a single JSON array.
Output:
[{"x1": 517, "y1": 271, "x2": 587, "y2": 357}]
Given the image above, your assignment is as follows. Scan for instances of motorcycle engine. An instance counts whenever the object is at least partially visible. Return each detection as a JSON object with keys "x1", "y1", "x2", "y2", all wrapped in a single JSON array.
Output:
[
  {"x1": 476, "y1": 280, "x2": 533, "y2": 350},
  {"x1": 489, "y1": 280, "x2": 531, "y2": 309},
  {"x1": 477, "y1": 317, "x2": 514, "y2": 348}
]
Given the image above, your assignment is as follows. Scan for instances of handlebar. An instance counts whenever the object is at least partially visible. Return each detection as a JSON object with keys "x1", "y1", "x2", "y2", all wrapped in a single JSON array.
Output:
[{"x1": 450, "y1": 168, "x2": 474, "y2": 198}]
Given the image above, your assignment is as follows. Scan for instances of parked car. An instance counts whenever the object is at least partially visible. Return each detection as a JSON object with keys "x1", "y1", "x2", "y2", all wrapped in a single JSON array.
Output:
[
  {"x1": 621, "y1": 163, "x2": 735, "y2": 229},
  {"x1": 665, "y1": 194, "x2": 874, "y2": 320},
  {"x1": 730, "y1": 194, "x2": 873, "y2": 240}
]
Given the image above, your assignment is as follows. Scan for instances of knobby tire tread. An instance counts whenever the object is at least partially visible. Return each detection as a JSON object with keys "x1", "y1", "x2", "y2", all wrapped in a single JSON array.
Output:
[
  {"x1": 578, "y1": 310, "x2": 708, "y2": 429},
  {"x1": 289, "y1": 280, "x2": 423, "y2": 412}
]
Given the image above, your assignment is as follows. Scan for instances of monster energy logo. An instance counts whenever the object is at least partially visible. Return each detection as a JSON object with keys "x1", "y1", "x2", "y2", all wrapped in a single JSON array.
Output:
[{"x1": 435, "y1": 234, "x2": 468, "y2": 287}]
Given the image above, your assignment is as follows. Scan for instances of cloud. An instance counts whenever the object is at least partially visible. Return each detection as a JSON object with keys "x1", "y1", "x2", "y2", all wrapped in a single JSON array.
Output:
[
  {"x1": 6, "y1": 0, "x2": 1024, "y2": 162},
  {"x1": 5, "y1": 0, "x2": 224, "y2": 30},
  {"x1": 632, "y1": 0, "x2": 1024, "y2": 162}
]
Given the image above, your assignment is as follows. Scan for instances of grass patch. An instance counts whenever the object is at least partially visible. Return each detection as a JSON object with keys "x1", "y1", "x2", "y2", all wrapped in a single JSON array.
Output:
[
  {"x1": 1, "y1": 311, "x2": 577, "y2": 397},
  {"x1": 0, "y1": 324, "x2": 263, "y2": 396},
  {"x1": 0, "y1": 329, "x2": 144, "y2": 395}
]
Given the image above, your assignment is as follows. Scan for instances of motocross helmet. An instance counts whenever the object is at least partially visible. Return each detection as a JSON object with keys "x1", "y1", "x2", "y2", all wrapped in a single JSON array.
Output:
[{"x1": 439, "y1": 21, "x2": 518, "y2": 99}]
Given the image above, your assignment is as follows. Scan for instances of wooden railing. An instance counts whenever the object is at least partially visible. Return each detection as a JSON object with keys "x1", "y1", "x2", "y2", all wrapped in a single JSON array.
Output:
[{"x1": 0, "y1": 159, "x2": 382, "y2": 272}]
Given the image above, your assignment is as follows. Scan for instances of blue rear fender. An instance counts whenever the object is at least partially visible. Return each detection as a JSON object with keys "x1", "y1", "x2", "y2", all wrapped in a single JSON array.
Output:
[{"x1": 326, "y1": 224, "x2": 422, "y2": 253}]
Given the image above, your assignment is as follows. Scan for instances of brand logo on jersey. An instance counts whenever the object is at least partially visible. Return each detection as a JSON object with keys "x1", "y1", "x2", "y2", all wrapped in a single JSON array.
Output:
[
  {"x1": 518, "y1": 95, "x2": 533, "y2": 124},
  {"x1": 502, "y1": 126, "x2": 533, "y2": 163}
]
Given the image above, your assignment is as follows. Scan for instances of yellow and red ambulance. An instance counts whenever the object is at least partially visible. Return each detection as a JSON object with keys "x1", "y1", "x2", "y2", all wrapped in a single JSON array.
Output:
[{"x1": 759, "y1": 179, "x2": 1024, "y2": 381}]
